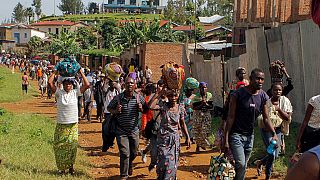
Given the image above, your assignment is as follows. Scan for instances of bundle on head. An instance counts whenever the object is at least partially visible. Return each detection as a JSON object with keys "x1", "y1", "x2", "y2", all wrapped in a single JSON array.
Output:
[
  {"x1": 269, "y1": 60, "x2": 284, "y2": 80},
  {"x1": 160, "y1": 62, "x2": 185, "y2": 90},
  {"x1": 105, "y1": 62, "x2": 123, "y2": 82},
  {"x1": 54, "y1": 57, "x2": 81, "y2": 77}
]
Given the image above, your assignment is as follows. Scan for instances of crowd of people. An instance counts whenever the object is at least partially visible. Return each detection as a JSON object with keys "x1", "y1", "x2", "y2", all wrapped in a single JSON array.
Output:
[{"x1": 2, "y1": 54, "x2": 320, "y2": 180}]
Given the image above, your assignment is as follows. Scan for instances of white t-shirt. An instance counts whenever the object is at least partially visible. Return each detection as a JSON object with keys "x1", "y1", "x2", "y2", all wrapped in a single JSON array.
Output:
[
  {"x1": 308, "y1": 95, "x2": 320, "y2": 129},
  {"x1": 55, "y1": 88, "x2": 81, "y2": 124},
  {"x1": 104, "y1": 89, "x2": 120, "y2": 114},
  {"x1": 146, "y1": 69, "x2": 152, "y2": 79}
]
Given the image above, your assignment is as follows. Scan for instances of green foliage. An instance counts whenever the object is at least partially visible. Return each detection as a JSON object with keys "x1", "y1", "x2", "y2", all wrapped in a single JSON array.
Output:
[
  {"x1": 76, "y1": 27, "x2": 97, "y2": 50},
  {"x1": 58, "y1": 0, "x2": 85, "y2": 15},
  {"x1": 47, "y1": 30, "x2": 81, "y2": 57},
  {"x1": 0, "y1": 67, "x2": 36, "y2": 103},
  {"x1": 27, "y1": 36, "x2": 43, "y2": 57},
  {"x1": 100, "y1": 20, "x2": 119, "y2": 51},
  {"x1": 88, "y1": 2, "x2": 99, "y2": 14},
  {"x1": 113, "y1": 19, "x2": 187, "y2": 50},
  {"x1": 32, "y1": 0, "x2": 42, "y2": 20},
  {"x1": 0, "y1": 113, "x2": 91, "y2": 179},
  {"x1": 81, "y1": 49, "x2": 121, "y2": 57},
  {"x1": 12, "y1": 3, "x2": 26, "y2": 23},
  {"x1": 25, "y1": 7, "x2": 34, "y2": 23},
  {"x1": 40, "y1": 13, "x2": 160, "y2": 22}
]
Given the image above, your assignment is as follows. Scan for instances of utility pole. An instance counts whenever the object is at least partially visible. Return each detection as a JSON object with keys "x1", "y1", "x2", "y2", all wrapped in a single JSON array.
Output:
[{"x1": 54, "y1": 0, "x2": 56, "y2": 16}]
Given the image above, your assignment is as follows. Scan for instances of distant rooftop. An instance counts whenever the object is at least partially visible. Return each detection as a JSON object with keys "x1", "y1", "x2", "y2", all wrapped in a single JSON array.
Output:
[{"x1": 31, "y1": 20, "x2": 79, "y2": 26}]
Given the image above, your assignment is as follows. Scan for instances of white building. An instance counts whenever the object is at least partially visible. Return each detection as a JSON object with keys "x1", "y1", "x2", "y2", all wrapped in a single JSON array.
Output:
[
  {"x1": 11, "y1": 24, "x2": 46, "y2": 45},
  {"x1": 30, "y1": 20, "x2": 88, "y2": 35}
]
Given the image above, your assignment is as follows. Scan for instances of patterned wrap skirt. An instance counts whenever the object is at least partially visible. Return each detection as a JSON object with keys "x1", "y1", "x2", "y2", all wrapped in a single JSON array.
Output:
[
  {"x1": 157, "y1": 133, "x2": 180, "y2": 180},
  {"x1": 192, "y1": 110, "x2": 212, "y2": 148},
  {"x1": 53, "y1": 123, "x2": 78, "y2": 171}
]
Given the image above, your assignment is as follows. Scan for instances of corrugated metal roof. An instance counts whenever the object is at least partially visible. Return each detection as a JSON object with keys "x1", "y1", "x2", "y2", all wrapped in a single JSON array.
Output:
[
  {"x1": 198, "y1": 42, "x2": 232, "y2": 50},
  {"x1": 199, "y1": 15, "x2": 224, "y2": 24}
]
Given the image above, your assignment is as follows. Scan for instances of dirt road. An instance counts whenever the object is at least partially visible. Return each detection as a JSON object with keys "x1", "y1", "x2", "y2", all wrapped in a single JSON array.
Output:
[{"x1": 0, "y1": 84, "x2": 274, "y2": 180}]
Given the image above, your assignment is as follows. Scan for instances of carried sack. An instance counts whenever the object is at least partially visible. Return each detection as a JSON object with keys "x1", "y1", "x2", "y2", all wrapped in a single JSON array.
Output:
[
  {"x1": 312, "y1": 0, "x2": 320, "y2": 25},
  {"x1": 161, "y1": 62, "x2": 184, "y2": 90},
  {"x1": 143, "y1": 112, "x2": 160, "y2": 139},
  {"x1": 105, "y1": 62, "x2": 123, "y2": 81},
  {"x1": 208, "y1": 153, "x2": 235, "y2": 180},
  {"x1": 54, "y1": 57, "x2": 81, "y2": 77}
]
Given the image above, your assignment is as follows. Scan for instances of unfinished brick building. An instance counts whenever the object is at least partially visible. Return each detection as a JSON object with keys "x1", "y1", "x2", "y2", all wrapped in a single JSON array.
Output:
[{"x1": 232, "y1": 0, "x2": 311, "y2": 57}]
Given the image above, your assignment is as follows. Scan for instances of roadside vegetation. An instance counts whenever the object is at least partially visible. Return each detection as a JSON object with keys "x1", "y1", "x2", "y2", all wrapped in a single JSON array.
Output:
[{"x1": 0, "y1": 66, "x2": 37, "y2": 103}]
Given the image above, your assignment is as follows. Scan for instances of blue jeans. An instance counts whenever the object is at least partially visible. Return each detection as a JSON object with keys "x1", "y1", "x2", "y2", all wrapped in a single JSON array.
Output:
[
  {"x1": 259, "y1": 128, "x2": 282, "y2": 178},
  {"x1": 229, "y1": 133, "x2": 254, "y2": 180}
]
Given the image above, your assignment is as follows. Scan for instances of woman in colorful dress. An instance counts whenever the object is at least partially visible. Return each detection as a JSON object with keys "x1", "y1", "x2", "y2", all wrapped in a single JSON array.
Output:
[
  {"x1": 192, "y1": 82, "x2": 213, "y2": 153},
  {"x1": 149, "y1": 89, "x2": 191, "y2": 180},
  {"x1": 179, "y1": 77, "x2": 199, "y2": 143},
  {"x1": 48, "y1": 69, "x2": 90, "y2": 175}
]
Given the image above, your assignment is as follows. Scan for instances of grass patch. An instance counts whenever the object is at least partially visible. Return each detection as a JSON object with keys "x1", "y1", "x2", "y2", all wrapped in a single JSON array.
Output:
[
  {"x1": 210, "y1": 117, "x2": 299, "y2": 173},
  {"x1": 0, "y1": 110, "x2": 92, "y2": 179},
  {"x1": 0, "y1": 66, "x2": 37, "y2": 103},
  {"x1": 40, "y1": 13, "x2": 162, "y2": 22}
]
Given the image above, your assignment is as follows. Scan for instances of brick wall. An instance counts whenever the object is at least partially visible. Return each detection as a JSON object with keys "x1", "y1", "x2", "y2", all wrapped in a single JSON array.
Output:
[
  {"x1": 235, "y1": 0, "x2": 311, "y2": 24},
  {"x1": 141, "y1": 42, "x2": 185, "y2": 82}
]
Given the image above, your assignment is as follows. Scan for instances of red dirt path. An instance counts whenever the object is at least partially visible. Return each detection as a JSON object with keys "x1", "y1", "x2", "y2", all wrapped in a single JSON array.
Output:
[{"x1": 0, "y1": 79, "x2": 283, "y2": 180}]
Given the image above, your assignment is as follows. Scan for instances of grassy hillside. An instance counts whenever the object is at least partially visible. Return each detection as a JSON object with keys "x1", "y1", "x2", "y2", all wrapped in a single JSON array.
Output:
[{"x1": 40, "y1": 13, "x2": 162, "y2": 22}]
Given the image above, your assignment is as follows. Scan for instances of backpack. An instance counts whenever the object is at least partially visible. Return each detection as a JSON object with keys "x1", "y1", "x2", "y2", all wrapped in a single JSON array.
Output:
[
  {"x1": 312, "y1": 0, "x2": 320, "y2": 26},
  {"x1": 161, "y1": 62, "x2": 184, "y2": 90},
  {"x1": 143, "y1": 112, "x2": 160, "y2": 139}
]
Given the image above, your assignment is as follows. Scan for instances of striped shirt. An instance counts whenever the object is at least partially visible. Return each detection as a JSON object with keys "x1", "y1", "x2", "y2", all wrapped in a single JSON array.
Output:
[
  {"x1": 55, "y1": 88, "x2": 81, "y2": 124},
  {"x1": 108, "y1": 92, "x2": 147, "y2": 133}
]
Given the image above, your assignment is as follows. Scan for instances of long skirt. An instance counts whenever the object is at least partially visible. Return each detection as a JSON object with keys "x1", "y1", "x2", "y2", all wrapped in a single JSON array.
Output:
[
  {"x1": 157, "y1": 134, "x2": 180, "y2": 180},
  {"x1": 192, "y1": 110, "x2": 212, "y2": 148},
  {"x1": 53, "y1": 123, "x2": 78, "y2": 171}
]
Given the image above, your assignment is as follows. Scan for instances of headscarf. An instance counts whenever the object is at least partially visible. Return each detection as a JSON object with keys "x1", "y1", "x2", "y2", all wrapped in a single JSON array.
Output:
[
  {"x1": 199, "y1": 81, "x2": 208, "y2": 87},
  {"x1": 185, "y1": 77, "x2": 199, "y2": 90}
]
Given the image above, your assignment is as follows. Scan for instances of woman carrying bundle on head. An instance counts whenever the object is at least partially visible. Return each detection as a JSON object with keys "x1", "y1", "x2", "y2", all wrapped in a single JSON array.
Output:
[
  {"x1": 149, "y1": 88, "x2": 191, "y2": 180},
  {"x1": 179, "y1": 77, "x2": 199, "y2": 144},
  {"x1": 49, "y1": 58, "x2": 90, "y2": 175},
  {"x1": 192, "y1": 82, "x2": 214, "y2": 153}
]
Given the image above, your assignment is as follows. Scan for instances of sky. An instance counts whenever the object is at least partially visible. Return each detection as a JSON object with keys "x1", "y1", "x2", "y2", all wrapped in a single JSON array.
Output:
[{"x1": 0, "y1": 0, "x2": 102, "y2": 22}]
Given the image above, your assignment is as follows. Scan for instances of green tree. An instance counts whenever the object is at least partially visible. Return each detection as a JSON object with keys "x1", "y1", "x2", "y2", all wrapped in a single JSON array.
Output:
[
  {"x1": 88, "y1": 2, "x2": 99, "y2": 14},
  {"x1": 174, "y1": 0, "x2": 187, "y2": 24},
  {"x1": 76, "y1": 27, "x2": 97, "y2": 50},
  {"x1": 100, "y1": 20, "x2": 119, "y2": 50},
  {"x1": 164, "y1": 0, "x2": 175, "y2": 21},
  {"x1": 12, "y1": 3, "x2": 25, "y2": 23},
  {"x1": 58, "y1": 0, "x2": 84, "y2": 15},
  {"x1": 32, "y1": 0, "x2": 42, "y2": 20},
  {"x1": 47, "y1": 31, "x2": 80, "y2": 57},
  {"x1": 27, "y1": 36, "x2": 43, "y2": 57},
  {"x1": 25, "y1": 7, "x2": 34, "y2": 24}
]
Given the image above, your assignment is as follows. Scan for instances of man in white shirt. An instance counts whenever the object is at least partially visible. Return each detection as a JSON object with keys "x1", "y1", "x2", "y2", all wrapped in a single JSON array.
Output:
[{"x1": 145, "y1": 66, "x2": 152, "y2": 83}]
